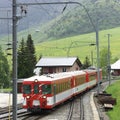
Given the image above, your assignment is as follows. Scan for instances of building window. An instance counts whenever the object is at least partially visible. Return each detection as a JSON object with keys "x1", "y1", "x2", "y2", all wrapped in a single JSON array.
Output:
[
  {"x1": 63, "y1": 67, "x2": 66, "y2": 72},
  {"x1": 76, "y1": 67, "x2": 79, "y2": 70}
]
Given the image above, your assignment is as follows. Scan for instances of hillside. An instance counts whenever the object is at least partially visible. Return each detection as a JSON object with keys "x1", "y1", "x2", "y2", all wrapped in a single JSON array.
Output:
[
  {"x1": 13, "y1": 0, "x2": 120, "y2": 42},
  {"x1": 35, "y1": 26, "x2": 120, "y2": 63},
  {"x1": 1, "y1": 0, "x2": 120, "y2": 41},
  {"x1": 0, "y1": 0, "x2": 120, "y2": 64},
  {"x1": 1, "y1": 24, "x2": 120, "y2": 66},
  {"x1": 40, "y1": 0, "x2": 120, "y2": 41},
  {"x1": 0, "y1": 0, "x2": 66, "y2": 35}
]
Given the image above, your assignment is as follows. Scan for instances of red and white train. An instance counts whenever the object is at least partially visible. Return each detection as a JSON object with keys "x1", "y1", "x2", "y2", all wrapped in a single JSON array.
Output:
[{"x1": 22, "y1": 69, "x2": 102, "y2": 112}]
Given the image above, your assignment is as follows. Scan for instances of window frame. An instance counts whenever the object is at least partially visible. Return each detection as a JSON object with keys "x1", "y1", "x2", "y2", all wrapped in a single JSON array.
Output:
[{"x1": 23, "y1": 84, "x2": 31, "y2": 94}]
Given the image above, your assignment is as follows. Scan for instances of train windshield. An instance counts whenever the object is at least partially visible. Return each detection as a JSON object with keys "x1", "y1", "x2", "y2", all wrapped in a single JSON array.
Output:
[
  {"x1": 42, "y1": 84, "x2": 51, "y2": 94},
  {"x1": 34, "y1": 84, "x2": 39, "y2": 94},
  {"x1": 23, "y1": 85, "x2": 31, "y2": 94}
]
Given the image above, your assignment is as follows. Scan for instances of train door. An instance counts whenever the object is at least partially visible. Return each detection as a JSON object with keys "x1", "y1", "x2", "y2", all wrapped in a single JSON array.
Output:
[
  {"x1": 71, "y1": 76, "x2": 75, "y2": 95},
  {"x1": 85, "y1": 71, "x2": 89, "y2": 89},
  {"x1": 53, "y1": 84, "x2": 56, "y2": 104}
]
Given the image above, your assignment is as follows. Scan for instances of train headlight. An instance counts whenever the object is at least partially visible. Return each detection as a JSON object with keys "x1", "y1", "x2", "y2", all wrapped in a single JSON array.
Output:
[
  {"x1": 43, "y1": 96, "x2": 46, "y2": 99},
  {"x1": 33, "y1": 100, "x2": 40, "y2": 106},
  {"x1": 34, "y1": 79, "x2": 38, "y2": 82},
  {"x1": 26, "y1": 96, "x2": 30, "y2": 99}
]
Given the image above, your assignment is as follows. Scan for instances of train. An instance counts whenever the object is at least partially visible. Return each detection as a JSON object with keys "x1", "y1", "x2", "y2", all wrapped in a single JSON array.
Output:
[{"x1": 22, "y1": 69, "x2": 102, "y2": 112}]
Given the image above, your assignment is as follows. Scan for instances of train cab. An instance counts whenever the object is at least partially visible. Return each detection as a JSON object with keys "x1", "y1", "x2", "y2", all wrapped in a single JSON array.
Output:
[{"x1": 22, "y1": 76, "x2": 52, "y2": 112}]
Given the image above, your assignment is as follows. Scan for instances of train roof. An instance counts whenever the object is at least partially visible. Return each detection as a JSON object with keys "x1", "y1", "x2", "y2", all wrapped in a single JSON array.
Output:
[
  {"x1": 84, "y1": 69, "x2": 97, "y2": 73},
  {"x1": 23, "y1": 70, "x2": 86, "y2": 82}
]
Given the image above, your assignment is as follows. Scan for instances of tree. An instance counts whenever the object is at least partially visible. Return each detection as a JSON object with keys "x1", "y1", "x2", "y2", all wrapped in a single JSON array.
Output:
[
  {"x1": 18, "y1": 34, "x2": 37, "y2": 78},
  {"x1": 18, "y1": 38, "x2": 27, "y2": 78},
  {"x1": 100, "y1": 47, "x2": 111, "y2": 77},
  {"x1": 82, "y1": 56, "x2": 91, "y2": 69},
  {"x1": 25, "y1": 34, "x2": 37, "y2": 77},
  {"x1": 0, "y1": 46, "x2": 10, "y2": 88}
]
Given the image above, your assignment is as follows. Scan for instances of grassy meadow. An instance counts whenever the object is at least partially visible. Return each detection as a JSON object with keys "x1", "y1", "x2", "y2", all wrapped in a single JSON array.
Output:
[
  {"x1": 0, "y1": 26, "x2": 120, "y2": 63},
  {"x1": 106, "y1": 80, "x2": 120, "y2": 120},
  {"x1": 35, "y1": 27, "x2": 120, "y2": 63}
]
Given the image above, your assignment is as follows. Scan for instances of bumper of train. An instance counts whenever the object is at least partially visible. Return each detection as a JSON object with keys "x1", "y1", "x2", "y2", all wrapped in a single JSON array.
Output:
[
  {"x1": 23, "y1": 97, "x2": 47, "y2": 111},
  {"x1": 27, "y1": 106, "x2": 42, "y2": 112}
]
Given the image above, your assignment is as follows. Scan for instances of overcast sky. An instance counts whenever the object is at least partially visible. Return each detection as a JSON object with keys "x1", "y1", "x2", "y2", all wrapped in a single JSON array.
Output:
[{"x1": 0, "y1": 1, "x2": 11, "y2": 8}]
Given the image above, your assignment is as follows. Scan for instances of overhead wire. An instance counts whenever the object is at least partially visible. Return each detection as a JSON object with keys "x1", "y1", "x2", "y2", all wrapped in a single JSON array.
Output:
[
  {"x1": 33, "y1": 0, "x2": 61, "y2": 18},
  {"x1": 37, "y1": 41, "x2": 95, "y2": 50}
]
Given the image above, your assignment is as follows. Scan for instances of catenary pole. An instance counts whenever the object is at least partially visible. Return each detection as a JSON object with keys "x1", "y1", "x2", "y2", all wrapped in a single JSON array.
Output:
[
  {"x1": 96, "y1": 20, "x2": 100, "y2": 94},
  {"x1": 107, "y1": 34, "x2": 111, "y2": 85},
  {"x1": 12, "y1": 0, "x2": 17, "y2": 119}
]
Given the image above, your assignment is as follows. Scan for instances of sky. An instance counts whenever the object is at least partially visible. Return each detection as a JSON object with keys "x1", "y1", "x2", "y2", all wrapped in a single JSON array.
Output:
[{"x1": 0, "y1": 0, "x2": 12, "y2": 8}]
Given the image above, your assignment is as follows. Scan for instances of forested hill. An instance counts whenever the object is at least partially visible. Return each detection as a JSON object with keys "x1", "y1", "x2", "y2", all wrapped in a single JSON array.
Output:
[
  {"x1": 35, "y1": 0, "x2": 120, "y2": 41},
  {"x1": 0, "y1": 0, "x2": 67, "y2": 35},
  {"x1": 1, "y1": 0, "x2": 120, "y2": 43}
]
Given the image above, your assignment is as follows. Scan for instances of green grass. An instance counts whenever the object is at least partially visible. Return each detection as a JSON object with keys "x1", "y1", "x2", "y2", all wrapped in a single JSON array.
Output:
[
  {"x1": 1, "y1": 26, "x2": 120, "y2": 63},
  {"x1": 35, "y1": 27, "x2": 120, "y2": 62},
  {"x1": 106, "y1": 80, "x2": 120, "y2": 120},
  {"x1": 35, "y1": 33, "x2": 95, "y2": 59}
]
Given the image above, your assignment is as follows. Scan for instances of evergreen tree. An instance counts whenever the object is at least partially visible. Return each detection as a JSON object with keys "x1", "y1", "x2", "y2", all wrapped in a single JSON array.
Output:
[
  {"x1": 82, "y1": 56, "x2": 91, "y2": 69},
  {"x1": 18, "y1": 34, "x2": 37, "y2": 78},
  {"x1": 100, "y1": 48, "x2": 112, "y2": 77},
  {"x1": 25, "y1": 34, "x2": 37, "y2": 77},
  {"x1": 0, "y1": 46, "x2": 10, "y2": 88},
  {"x1": 18, "y1": 38, "x2": 27, "y2": 78}
]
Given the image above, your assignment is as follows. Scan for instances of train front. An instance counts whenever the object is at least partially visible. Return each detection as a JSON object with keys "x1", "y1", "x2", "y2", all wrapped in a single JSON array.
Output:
[{"x1": 22, "y1": 76, "x2": 48, "y2": 112}]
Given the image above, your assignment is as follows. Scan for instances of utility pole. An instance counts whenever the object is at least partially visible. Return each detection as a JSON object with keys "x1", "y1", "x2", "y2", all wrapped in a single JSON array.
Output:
[
  {"x1": 96, "y1": 20, "x2": 100, "y2": 94},
  {"x1": 107, "y1": 34, "x2": 111, "y2": 85},
  {"x1": 89, "y1": 43, "x2": 96, "y2": 67},
  {"x1": 91, "y1": 51, "x2": 93, "y2": 66},
  {"x1": 12, "y1": 0, "x2": 17, "y2": 119}
]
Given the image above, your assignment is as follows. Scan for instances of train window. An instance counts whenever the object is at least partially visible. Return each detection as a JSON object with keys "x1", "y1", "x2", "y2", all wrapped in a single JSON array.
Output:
[
  {"x1": 68, "y1": 81, "x2": 71, "y2": 88},
  {"x1": 34, "y1": 84, "x2": 39, "y2": 94},
  {"x1": 56, "y1": 84, "x2": 59, "y2": 94},
  {"x1": 42, "y1": 84, "x2": 51, "y2": 94},
  {"x1": 63, "y1": 82, "x2": 65, "y2": 91},
  {"x1": 75, "y1": 76, "x2": 86, "y2": 86},
  {"x1": 60, "y1": 84, "x2": 62, "y2": 92},
  {"x1": 23, "y1": 85, "x2": 31, "y2": 94},
  {"x1": 90, "y1": 75, "x2": 96, "y2": 81},
  {"x1": 59, "y1": 84, "x2": 61, "y2": 92}
]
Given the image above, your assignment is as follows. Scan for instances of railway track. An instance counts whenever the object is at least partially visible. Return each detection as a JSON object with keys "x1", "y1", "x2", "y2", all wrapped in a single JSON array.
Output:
[
  {"x1": 17, "y1": 112, "x2": 45, "y2": 120},
  {"x1": 0, "y1": 103, "x2": 22, "y2": 115},
  {"x1": 0, "y1": 109, "x2": 29, "y2": 120},
  {"x1": 0, "y1": 105, "x2": 51, "y2": 120},
  {"x1": 0, "y1": 103, "x2": 31, "y2": 120},
  {"x1": 67, "y1": 99, "x2": 74, "y2": 120},
  {"x1": 80, "y1": 96, "x2": 84, "y2": 120},
  {"x1": 66, "y1": 94, "x2": 85, "y2": 120}
]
